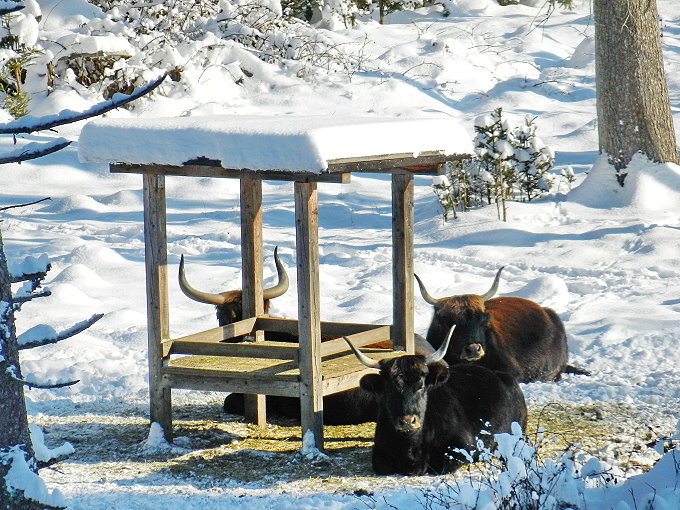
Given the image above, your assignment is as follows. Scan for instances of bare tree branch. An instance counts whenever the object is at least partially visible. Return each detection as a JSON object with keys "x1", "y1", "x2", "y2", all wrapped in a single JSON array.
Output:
[
  {"x1": 6, "y1": 365, "x2": 79, "y2": 389},
  {"x1": 9, "y1": 373, "x2": 80, "y2": 389},
  {"x1": 37, "y1": 452, "x2": 72, "y2": 470},
  {"x1": 0, "y1": 197, "x2": 51, "y2": 213},
  {"x1": 18, "y1": 313, "x2": 104, "y2": 350},
  {"x1": 0, "y1": 139, "x2": 71, "y2": 165},
  {"x1": 0, "y1": 74, "x2": 167, "y2": 135}
]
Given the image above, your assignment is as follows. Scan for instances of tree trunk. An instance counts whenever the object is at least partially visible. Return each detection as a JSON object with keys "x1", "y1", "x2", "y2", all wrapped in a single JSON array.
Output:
[
  {"x1": 0, "y1": 231, "x2": 46, "y2": 510},
  {"x1": 594, "y1": 0, "x2": 679, "y2": 185}
]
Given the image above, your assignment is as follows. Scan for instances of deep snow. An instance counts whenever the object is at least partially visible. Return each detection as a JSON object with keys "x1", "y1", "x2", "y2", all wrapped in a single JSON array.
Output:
[{"x1": 2, "y1": 0, "x2": 680, "y2": 508}]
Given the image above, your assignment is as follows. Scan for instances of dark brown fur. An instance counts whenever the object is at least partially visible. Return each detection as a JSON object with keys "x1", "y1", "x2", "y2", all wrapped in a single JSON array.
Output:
[{"x1": 426, "y1": 294, "x2": 585, "y2": 382}]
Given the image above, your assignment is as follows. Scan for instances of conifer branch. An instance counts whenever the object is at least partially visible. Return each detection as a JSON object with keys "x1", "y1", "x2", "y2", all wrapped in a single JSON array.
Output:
[{"x1": 18, "y1": 314, "x2": 104, "y2": 350}]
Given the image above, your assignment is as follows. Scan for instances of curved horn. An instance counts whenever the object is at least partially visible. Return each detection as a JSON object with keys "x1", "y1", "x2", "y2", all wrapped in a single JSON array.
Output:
[
  {"x1": 425, "y1": 325, "x2": 454, "y2": 363},
  {"x1": 479, "y1": 266, "x2": 504, "y2": 301},
  {"x1": 343, "y1": 336, "x2": 381, "y2": 369},
  {"x1": 178, "y1": 255, "x2": 228, "y2": 305},
  {"x1": 414, "y1": 273, "x2": 439, "y2": 305},
  {"x1": 263, "y1": 246, "x2": 289, "y2": 300}
]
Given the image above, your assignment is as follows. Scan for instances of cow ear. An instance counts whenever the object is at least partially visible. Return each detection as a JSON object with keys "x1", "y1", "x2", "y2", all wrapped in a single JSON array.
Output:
[
  {"x1": 360, "y1": 374, "x2": 383, "y2": 394},
  {"x1": 426, "y1": 362, "x2": 449, "y2": 387}
]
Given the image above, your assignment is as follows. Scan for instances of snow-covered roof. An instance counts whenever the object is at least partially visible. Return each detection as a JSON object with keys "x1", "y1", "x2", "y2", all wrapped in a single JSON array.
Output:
[{"x1": 77, "y1": 115, "x2": 472, "y2": 173}]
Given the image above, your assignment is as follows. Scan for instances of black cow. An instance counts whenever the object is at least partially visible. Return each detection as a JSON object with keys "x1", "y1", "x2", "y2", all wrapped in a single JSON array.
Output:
[
  {"x1": 222, "y1": 334, "x2": 438, "y2": 425},
  {"x1": 415, "y1": 268, "x2": 589, "y2": 382},
  {"x1": 346, "y1": 326, "x2": 528, "y2": 475},
  {"x1": 179, "y1": 246, "x2": 289, "y2": 327}
]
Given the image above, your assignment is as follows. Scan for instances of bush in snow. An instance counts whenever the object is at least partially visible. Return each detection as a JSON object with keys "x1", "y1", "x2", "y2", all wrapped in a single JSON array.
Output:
[
  {"x1": 510, "y1": 114, "x2": 555, "y2": 202},
  {"x1": 422, "y1": 425, "x2": 611, "y2": 510},
  {"x1": 0, "y1": 1, "x2": 42, "y2": 118},
  {"x1": 433, "y1": 107, "x2": 556, "y2": 222}
]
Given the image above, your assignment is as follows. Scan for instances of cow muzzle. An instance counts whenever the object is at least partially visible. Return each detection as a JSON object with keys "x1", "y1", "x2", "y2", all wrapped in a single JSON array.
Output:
[
  {"x1": 461, "y1": 343, "x2": 485, "y2": 361},
  {"x1": 396, "y1": 415, "x2": 422, "y2": 432}
]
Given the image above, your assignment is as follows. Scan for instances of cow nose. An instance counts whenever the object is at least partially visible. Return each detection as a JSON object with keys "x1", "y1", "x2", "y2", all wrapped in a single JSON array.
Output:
[
  {"x1": 461, "y1": 343, "x2": 484, "y2": 361},
  {"x1": 399, "y1": 415, "x2": 421, "y2": 431}
]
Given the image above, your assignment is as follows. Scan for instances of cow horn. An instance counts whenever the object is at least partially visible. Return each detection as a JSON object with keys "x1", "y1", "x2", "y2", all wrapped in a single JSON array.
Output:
[
  {"x1": 343, "y1": 337, "x2": 381, "y2": 369},
  {"x1": 178, "y1": 254, "x2": 229, "y2": 305},
  {"x1": 414, "y1": 273, "x2": 439, "y2": 305},
  {"x1": 425, "y1": 325, "x2": 454, "y2": 364},
  {"x1": 262, "y1": 246, "x2": 289, "y2": 300},
  {"x1": 479, "y1": 267, "x2": 504, "y2": 301}
]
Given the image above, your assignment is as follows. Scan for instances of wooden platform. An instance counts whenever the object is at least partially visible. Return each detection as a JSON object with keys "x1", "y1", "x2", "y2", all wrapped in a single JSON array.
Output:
[{"x1": 160, "y1": 316, "x2": 399, "y2": 398}]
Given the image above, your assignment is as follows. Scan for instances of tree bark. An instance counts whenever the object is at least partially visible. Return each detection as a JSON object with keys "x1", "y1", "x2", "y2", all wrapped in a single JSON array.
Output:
[
  {"x1": 594, "y1": 0, "x2": 679, "y2": 185},
  {"x1": 0, "y1": 231, "x2": 44, "y2": 509}
]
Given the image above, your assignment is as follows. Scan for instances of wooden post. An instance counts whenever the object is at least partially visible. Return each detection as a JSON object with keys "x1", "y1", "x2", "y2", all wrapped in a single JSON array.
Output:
[
  {"x1": 392, "y1": 173, "x2": 415, "y2": 354},
  {"x1": 294, "y1": 181, "x2": 324, "y2": 450},
  {"x1": 240, "y1": 178, "x2": 266, "y2": 426},
  {"x1": 142, "y1": 173, "x2": 172, "y2": 440}
]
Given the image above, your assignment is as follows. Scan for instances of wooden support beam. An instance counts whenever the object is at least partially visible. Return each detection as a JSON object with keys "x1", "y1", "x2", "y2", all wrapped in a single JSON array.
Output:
[
  {"x1": 142, "y1": 172, "x2": 173, "y2": 440},
  {"x1": 294, "y1": 181, "x2": 324, "y2": 450},
  {"x1": 240, "y1": 178, "x2": 266, "y2": 426},
  {"x1": 392, "y1": 173, "x2": 415, "y2": 354}
]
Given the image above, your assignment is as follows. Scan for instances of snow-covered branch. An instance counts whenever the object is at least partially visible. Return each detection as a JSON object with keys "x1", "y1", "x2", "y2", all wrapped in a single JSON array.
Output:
[
  {"x1": 0, "y1": 139, "x2": 71, "y2": 165},
  {"x1": 8, "y1": 253, "x2": 50, "y2": 288},
  {"x1": 0, "y1": 73, "x2": 167, "y2": 135},
  {"x1": 6, "y1": 365, "x2": 79, "y2": 389},
  {"x1": 9, "y1": 266, "x2": 50, "y2": 285},
  {"x1": 0, "y1": 1, "x2": 25, "y2": 16},
  {"x1": 18, "y1": 314, "x2": 104, "y2": 350},
  {"x1": 11, "y1": 289, "x2": 51, "y2": 305},
  {"x1": 29, "y1": 424, "x2": 75, "y2": 470}
]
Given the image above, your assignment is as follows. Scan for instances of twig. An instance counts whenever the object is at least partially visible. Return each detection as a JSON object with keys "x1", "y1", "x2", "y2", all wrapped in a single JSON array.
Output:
[{"x1": 0, "y1": 197, "x2": 51, "y2": 212}]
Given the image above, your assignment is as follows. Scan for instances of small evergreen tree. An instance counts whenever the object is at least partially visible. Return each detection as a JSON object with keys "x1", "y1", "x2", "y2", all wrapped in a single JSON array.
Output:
[
  {"x1": 510, "y1": 115, "x2": 554, "y2": 202},
  {"x1": 433, "y1": 108, "x2": 556, "y2": 222},
  {"x1": 0, "y1": 3, "x2": 42, "y2": 118},
  {"x1": 474, "y1": 107, "x2": 516, "y2": 221}
]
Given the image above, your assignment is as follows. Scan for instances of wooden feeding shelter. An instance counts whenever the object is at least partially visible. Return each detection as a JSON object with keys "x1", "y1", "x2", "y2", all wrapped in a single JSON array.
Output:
[{"x1": 78, "y1": 115, "x2": 473, "y2": 450}]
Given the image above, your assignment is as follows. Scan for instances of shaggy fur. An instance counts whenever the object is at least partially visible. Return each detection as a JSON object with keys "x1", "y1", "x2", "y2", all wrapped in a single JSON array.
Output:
[{"x1": 361, "y1": 355, "x2": 528, "y2": 475}]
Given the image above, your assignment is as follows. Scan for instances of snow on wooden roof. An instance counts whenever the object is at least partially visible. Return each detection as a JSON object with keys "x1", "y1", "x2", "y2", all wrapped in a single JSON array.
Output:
[{"x1": 78, "y1": 115, "x2": 472, "y2": 173}]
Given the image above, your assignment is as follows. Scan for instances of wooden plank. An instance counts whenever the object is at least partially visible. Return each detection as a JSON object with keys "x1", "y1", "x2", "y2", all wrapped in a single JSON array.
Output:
[
  {"x1": 111, "y1": 163, "x2": 351, "y2": 183},
  {"x1": 142, "y1": 172, "x2": 173, "y2": 441},
  {"x1": 165, "y1": 355, "x2": 299, "y2": 379},
  {"x1": 163, "y1": 317, "x2": 258, "y2": 351},
  {"x1": 162, "y1": 374, "x2": 300, "y2": 397},
  {"x1": 168, "y1": 340, "x2": 299, "y2": 360},
  {"x1": 392, "y1": 173, "x2": 415, "y2": 354},
  {"x1": 327, "y1": 153, "x2": 469, "y2": 174},
  {"x1": 254, "y1": 316, "x2": 393, "y2": 340},
  {"x1": 294, "y1": 181, "x2": 324, "y2": 449},
  {"x1": 241, "y1": 177, "x2": 266, "y2": 425},
  {"x1": 318, "y1": 321, "x2": 392, "y2": 338},
  {"x1": 319, "y1": 326, "x2": 392, "y2": 357}
]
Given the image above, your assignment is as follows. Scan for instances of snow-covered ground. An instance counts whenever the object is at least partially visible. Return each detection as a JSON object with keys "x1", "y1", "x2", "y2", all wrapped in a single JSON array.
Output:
[{"x1": 2, "y1": 0, "x2": 680, "y2": 508}]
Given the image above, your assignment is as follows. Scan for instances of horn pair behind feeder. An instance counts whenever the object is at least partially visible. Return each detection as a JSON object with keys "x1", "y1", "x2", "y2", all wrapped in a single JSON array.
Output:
[{"x1": 178, "y1": 248, "x2": 437, "y2": 425}]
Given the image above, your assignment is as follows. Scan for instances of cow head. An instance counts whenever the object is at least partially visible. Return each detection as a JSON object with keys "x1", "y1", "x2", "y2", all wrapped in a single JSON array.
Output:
[
  {"x1": 178, "y1": 246, "x2": 289, "y2": 326},
  {"x1": 345, "y1": 326, "x2": 453, "y2": 433},
  {"x1": 414, "y1": 268, "x2": 503, "y2": 362}
]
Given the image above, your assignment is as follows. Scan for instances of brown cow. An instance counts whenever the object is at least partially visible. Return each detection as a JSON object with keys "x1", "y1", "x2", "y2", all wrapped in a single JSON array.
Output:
[{"x1": 415, "y1": 268, "x2": 588, "y2": 382}]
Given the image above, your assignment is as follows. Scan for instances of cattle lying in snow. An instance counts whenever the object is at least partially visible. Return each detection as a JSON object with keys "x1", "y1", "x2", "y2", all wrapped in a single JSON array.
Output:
[
  {"x1": 179, "y1": 247, "x2": 437, "y2": 424},
  {"x1": 346, "y1": 326, "x2": 528, "y2": 475},
  {"x1": 414, "y1": 267, "x2": 589, "y2": 382}
]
